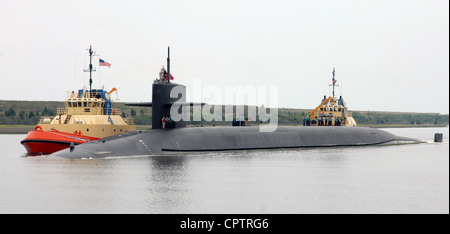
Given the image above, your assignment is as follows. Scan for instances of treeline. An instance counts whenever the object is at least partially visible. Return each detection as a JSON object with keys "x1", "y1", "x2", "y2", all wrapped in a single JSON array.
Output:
[
  {"x1": 0, "y1": 100, "x2": 60, "y2": 125},
  {"x1": 118, "y1": 104, "x2": 449, "y2": 127},
  {"x1": 1, "y1": 100, "x2": 448, "y2": 126},
  {"x1": 351, "y1": 111, "x2": 448, "y2": 126},
  {"x1": 1, "y1": 107, "x2": 56, "y2": 125}
]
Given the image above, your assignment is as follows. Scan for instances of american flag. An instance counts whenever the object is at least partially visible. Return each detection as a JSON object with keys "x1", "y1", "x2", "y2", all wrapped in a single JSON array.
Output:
[{"x1": 99, "y1": 59, "x2": 111, "y2": 68}]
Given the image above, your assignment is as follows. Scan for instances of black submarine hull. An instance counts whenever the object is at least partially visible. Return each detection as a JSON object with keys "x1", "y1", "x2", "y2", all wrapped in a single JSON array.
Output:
[{"x1": 52, "y1": 126, "x2": 420, "y2": 159}]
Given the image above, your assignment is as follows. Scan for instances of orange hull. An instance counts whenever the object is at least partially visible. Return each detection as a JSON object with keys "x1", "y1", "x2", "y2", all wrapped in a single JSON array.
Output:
[{"x1": 21, "y1": 129, "x2": 98, "y2": 156}]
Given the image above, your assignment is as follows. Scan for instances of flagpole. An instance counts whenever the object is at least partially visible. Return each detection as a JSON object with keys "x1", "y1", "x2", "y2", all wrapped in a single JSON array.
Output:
[{"x1": 98, "y1": 54, "x2": 101, "y2": 88}]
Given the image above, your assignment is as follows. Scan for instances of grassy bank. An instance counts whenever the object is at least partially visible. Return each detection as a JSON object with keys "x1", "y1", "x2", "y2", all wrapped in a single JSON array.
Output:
[{"x1": 0, "y1": 125, "x2": 35, "y2": 134}]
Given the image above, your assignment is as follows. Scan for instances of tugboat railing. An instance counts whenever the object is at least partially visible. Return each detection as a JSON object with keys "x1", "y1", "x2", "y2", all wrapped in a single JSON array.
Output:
[
  {"x1": 124, "y1": 118, "x2": 134, "y2": 125},
  {"x1": 105, "y1": 108, "x2": 122, "y2": 116},
  {"x1": 38, "y1": 108, "x2": 133, "y2": 125},
  {"x1": 57, "y1": 108, "x2": 68, "y2": 115},
  {"x1": 58, "y1": 107, "x2": 125, "y2": 116}
]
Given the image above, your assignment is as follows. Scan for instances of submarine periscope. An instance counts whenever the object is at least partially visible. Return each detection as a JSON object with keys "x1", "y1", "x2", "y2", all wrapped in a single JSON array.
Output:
[{"x1": 53, "y1": 48, "x2": 421, "y2": 159}]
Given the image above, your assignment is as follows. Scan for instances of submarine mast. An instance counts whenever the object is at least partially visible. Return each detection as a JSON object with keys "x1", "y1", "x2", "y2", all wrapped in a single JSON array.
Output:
[{"x1": 167, "y1": 46, "x2": 170, "y2": 83}]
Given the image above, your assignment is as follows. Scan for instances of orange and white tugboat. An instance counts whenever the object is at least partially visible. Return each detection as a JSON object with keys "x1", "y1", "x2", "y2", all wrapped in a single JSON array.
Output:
[{"x1": 21, "y1": 46, "x2": 136, "y2": 155}]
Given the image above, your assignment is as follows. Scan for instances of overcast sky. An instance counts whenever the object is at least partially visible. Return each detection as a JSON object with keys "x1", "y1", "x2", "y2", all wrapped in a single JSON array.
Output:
[{"x1": 1, "y1": 0, "x2": 448, "y2": 114}]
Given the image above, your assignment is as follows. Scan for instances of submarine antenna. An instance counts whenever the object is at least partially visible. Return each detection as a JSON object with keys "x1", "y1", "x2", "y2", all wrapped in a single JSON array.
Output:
[{"x1": 167, "y1": 46, "x2": 170, "y2": 83}]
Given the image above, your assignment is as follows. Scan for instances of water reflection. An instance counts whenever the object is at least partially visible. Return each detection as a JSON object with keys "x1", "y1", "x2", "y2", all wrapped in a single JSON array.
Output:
[{"x1": 145, "y1": 156, "x2": 190, "y2": 213}]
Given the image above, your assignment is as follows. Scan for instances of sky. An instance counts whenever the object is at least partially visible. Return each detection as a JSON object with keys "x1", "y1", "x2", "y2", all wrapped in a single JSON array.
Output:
[{"x1": 0, "y1": 0, "x2": 448, "y2": 114}]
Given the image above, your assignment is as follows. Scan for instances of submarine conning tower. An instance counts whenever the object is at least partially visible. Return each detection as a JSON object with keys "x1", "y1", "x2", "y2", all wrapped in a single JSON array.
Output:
[
  {"x1": 127, "y1": 46, "x2": 190, "y2": 129},
  {"x1": 151, "y1": 80, "x2": 187, "y2": 129}
]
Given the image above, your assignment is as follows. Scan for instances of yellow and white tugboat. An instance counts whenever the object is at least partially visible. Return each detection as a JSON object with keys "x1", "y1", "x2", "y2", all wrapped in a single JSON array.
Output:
[
  {"x1": 306, "y1": 68, "x2": 357, "y2": 127},
  {"x1": 21, "y1": 46, "x2": 136, "y2": 155}
]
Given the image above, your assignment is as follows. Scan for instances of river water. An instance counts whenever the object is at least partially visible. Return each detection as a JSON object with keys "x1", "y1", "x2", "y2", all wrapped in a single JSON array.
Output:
[{"x1": 0, "y1": 127, "x2": 448, "y2": 214}]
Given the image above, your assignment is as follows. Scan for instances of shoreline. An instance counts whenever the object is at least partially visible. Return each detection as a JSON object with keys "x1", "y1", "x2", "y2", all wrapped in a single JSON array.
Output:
[
  {"x1": 0, "y1": 126, "x2": 35, "y2": 134},
  {"x1": 0, "y1": 124, "x2": 447, "y2": 134}
]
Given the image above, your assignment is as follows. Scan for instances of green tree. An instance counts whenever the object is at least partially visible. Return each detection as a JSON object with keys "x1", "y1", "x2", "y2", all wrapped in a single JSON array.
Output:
[
  {"x1": 28, "y1": 111, "x2": 35, "y2": 119},
  {"x1": 5, "y1": 107, "x2": 16, "y2": 117},
  {"x1": 19, "y1": 111, "x2": 26, "y2": 120}
]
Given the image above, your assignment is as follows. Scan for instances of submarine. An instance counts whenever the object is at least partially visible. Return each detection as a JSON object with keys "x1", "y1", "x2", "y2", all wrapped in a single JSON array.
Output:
[{"x1": 53, "y1": 48, "x2": 421, "y2": 159}]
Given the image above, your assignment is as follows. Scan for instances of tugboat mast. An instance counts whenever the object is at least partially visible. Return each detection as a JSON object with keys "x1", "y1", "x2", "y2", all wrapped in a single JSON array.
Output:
[
  {"x1": 329, "y1": 67, "x2": 338, "y2": 98},
  {"x1": 84, "y1": 45, "x2": 96, "y2": 92}
]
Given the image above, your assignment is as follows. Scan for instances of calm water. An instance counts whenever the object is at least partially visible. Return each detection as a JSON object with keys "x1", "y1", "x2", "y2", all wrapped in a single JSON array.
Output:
[{"x1": 0, "y1": 127, "x2": 448, "y2": 214}]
